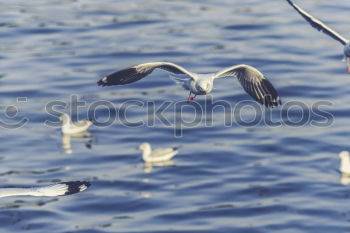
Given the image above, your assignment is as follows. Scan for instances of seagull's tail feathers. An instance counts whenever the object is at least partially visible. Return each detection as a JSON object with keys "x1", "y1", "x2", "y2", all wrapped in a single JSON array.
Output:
[{"x1": 172, "y1": 144, "x2": 183, "y2": 151}]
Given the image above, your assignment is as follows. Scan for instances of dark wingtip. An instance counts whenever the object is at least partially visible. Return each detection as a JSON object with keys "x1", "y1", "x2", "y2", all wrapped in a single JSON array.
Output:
[
  {"x1": 266, "y1": 96, "x2": 282, "y2": 108},
  {"x1": 61, "y1": 181, "x2": 91, "y2": 195},
  {"x1": 285, "y1": 0, "x2": 301, "y2": 14},
  {"x1": 260, "y1": 78, "x2": 282, "y2": 108},
  {"x1": 97, "y1": 77, "x2": 107, "y2": 87},
  {"x1": 262, "y1": 96, "x2": 282, "y2": 108},
  {"x1": 286, "y1": 0, "x2": 295, "y2": 7}
]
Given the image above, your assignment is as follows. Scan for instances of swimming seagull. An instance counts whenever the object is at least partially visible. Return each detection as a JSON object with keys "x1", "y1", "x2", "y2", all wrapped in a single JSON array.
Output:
[
  {"x1": 59, "y1": 113, "x2": 93, "y2": 135},
  {"x1": 138, "y1": 142, "x2": 178, "y2": 163},
  {"x1": 0, "y1": 181, "x2": 90, "y2": 198},
  {"x1": 286, "y1": 0, "x2": 350, "y2": 73},
  {"x1": 339, "y1": 151, "x2": 350, "y2": 175},
  {"x1": 97, "y1": 62, "x2": 281, "y2": 108}
]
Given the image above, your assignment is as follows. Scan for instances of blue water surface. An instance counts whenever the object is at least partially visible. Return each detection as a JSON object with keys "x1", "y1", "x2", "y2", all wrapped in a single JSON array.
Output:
[{"x1": 1, "y1": 0, "x2": 350, "y2": 232}]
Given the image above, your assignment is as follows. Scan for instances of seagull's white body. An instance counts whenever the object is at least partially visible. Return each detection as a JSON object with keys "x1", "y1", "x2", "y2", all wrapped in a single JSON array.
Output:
[
  {"x1": 138, "y1": 142, "x2": 178, "y2": 163},
  {"x1": 0, "y1": 181, "x2": 90, "y2": 198},
  {"x1": 339, "y1": 151, "x2": 350, "y2": 175},
  {"x1": 60, "y1": 113, "x2": 92, "y2": 135},
  {"x1": 98, "y1": 62, "x2": 281, "y2": 108},
  {"x1": 286, "y1": 0, "x2": 350, "y2": 73},
  {"x1": 171, "y1": 73, "x2": 214, "y2": 96}
]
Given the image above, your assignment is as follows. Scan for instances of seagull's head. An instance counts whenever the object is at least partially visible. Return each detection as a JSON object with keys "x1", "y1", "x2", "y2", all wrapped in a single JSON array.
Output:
[
  {"x1": 197, "y1": 80, "x2": 213, "y2": 95},
  {"x1": 344, "y1": 43, "x2": 350, "y2": 73},
  {"x1": 138, "y1": 142, "x2": 151, "y2": 151},
  {"x1": 59, "y1": 113, "x2": 70, "y2": 123},
  {"x1": 339, "y1": 151, "x2": 350, "y2": 160}
]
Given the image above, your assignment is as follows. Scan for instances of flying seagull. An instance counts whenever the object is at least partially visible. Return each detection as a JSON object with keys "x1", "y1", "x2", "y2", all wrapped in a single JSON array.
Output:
[
  {"x1": 97, "y1": 62, "x2": 281, "y2": 108},
  {"x1": 59, "y1": 113, "x2": 93, "y2": 135},
  {"x1": 286, "y1": 0, "x2": 350, "y2": 73},
  {"x1": 0, "y1": 181, "x2": 90, "y2": 198},
  {"x1": 138, "y1": 142, "x2": 178, "y2": 163}
]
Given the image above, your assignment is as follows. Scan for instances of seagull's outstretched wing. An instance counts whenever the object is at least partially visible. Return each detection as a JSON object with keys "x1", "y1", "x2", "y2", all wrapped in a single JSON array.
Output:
[
  {"x1": 286, "y1": 0, "x2": 348, "y2": 45},
  {"x1": 0, "y1": 181, "x2": 90, "y2": 198},
  {"x1": 97, "y1": 62, "x2": 197, "y2": 86},
  {"x1": 214, "y1": 65, "x2": 281, "y2": 108}
]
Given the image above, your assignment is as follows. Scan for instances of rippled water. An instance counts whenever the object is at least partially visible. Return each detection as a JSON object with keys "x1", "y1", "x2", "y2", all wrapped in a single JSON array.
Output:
[{"x1": 1, "y1": 0, "x2": 350, "y2": 232}]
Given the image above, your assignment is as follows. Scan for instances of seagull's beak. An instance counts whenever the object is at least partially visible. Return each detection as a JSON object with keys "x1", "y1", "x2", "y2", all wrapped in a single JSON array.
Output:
[{"x1": 204, "y1": 86, "x2": 211, "y2": 94}]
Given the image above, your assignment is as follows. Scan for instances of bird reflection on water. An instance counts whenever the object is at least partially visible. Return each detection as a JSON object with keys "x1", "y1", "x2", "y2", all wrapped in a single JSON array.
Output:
[
  {"x1": 61, "y1": 132, "x2": 93, "y2": 154},
  {"x1": 338, "y1": 151, "x2": 350, "y2": 185},
  {"x1": 143, "y1": 160, "x2": 176, "y2": 174}
]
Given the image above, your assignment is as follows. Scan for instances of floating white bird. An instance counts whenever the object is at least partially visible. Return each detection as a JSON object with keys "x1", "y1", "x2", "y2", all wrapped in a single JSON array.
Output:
[
  {"x1": 97, "y1": 62, "x2": 281, "y2": 108},
  {"x1": 0, "y1": 181, "x2": 90, "y2": 198},
  {"x1": 138, "y1": 142, "x2": 178, "y2": 163},
  {"x1": 286, "y1": 0, "x2": 350, "y2": 73},
  {"x1": 59, "y1": 113, "x2": 93, "y2": 135},
  {"x1": 339, "y1": 151, "x2": 350, "y2": 175}
]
